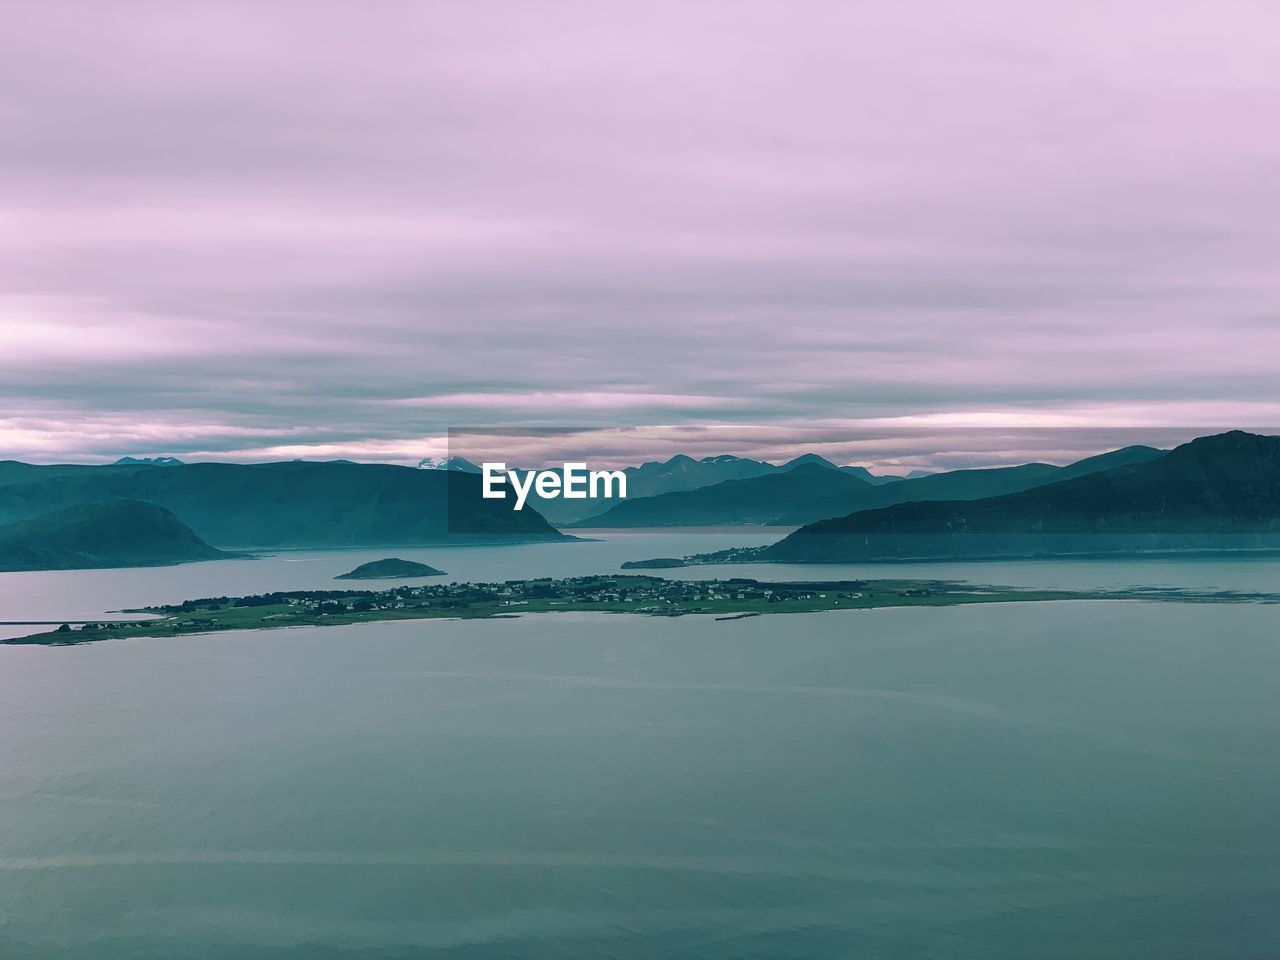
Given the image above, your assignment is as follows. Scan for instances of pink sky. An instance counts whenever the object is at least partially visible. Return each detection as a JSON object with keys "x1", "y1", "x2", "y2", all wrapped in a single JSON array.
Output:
[{"x1": 3, "y1": 1, "x2": 1279, "y2": 469}]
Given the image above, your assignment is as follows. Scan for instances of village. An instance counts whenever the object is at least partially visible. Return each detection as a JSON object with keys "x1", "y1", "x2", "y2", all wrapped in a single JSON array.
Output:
[
  {"x1": 10, "y1": 574, "x2": 1129, "y2": 648},
  {"x1": 155, "y1": 575, "x2": 886, "y2": 620}
]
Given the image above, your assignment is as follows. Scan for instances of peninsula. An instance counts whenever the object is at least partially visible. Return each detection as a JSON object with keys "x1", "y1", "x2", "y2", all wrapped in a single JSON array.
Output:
[
  {"x1": 0, "y1": 500, "x2": 235, "y2": 572},
  {"x1": 5, "y1": 575, "x2": 1252, "y2": 646}
]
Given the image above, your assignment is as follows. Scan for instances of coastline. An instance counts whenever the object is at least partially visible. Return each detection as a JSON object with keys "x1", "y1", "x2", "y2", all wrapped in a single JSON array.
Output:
[{"x1": 5, "y1": 573, "x2": 1262, "y2": 647}]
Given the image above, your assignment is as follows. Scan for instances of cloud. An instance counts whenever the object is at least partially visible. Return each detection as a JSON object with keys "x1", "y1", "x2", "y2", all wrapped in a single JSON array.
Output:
[{"x1": 2, "y1": 0, "x2": 1279, "y2": 466}]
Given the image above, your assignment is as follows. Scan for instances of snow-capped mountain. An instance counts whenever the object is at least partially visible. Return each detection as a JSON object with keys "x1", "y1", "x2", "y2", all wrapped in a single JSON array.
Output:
[{"x1": 416, "y1": 456, "x2": 481, "y2": 472}]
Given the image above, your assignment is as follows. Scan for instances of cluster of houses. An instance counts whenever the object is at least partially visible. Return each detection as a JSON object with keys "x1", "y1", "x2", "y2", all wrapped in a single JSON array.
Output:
[{"x1": 149, "y1": 576, "x2": 881, "y2": 621}]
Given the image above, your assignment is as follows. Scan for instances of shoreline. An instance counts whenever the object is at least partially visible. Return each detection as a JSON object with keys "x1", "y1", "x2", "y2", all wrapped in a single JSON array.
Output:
[
  {"x1": 5, "y1": 573, "x2": 1267, "y2": 647},
  {"x1": 623, "y1": 545, "x2": 1280, "y2": 570}
]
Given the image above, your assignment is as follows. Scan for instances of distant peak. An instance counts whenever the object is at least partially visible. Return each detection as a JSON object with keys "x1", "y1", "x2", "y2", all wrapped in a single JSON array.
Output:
[
  {"x1": 114, "y1": 456, "x2": 183, "y2": 466},
  {"x1": 1170, "y1": 430, "x2": 1278, "y2": 460},
  {"x1": 1187, "y1": 429, "x2": 1269, "y2": 446},
  {"x1": 782, "y1": 453, "x2": 837, "y2": 470},
  {"x1": 417, "y1": 456, "x2": 481, "y2": 472},
  {"x1": 699, "y1": 455, "x2": 742, "y2": 464}
]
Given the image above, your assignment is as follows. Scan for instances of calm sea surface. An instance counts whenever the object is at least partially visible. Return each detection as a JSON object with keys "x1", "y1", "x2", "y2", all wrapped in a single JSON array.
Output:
[
  {"x1": 2, "y1": 534, "x2": 1278, "y2": 957},
  {"x1": 4, "y1": 527, "x2": 1280, "y2": 629}
]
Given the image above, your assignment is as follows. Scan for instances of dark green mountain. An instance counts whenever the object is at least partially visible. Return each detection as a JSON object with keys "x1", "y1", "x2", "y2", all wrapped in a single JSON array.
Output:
[
  {"x1": 576, "y1": 444, "x2": 1166, "y2": 528},
  {"x1": 779, "y1": 454, "x2": 908, "y2": 484},
  {"x1": 0, "y1": 500, "x2": 232, "y2": 572},
  {"x1": 780, "y1": 453, "x2": 838, "y2": 470},
  {"x1": 527, "y1": 454, "x2": 782, "y2": 524},
  {"x1": 766, "y1": 431, "x2": 1280, "y2": 562},
  {"x1": 595, "y1": 454, "x2": 778, "y2": 497},
  {"x1": 570, "y1": 463, "x2": 875, "y2": 527},
  {"x1": 524, "y1": 452, "x2": 906, "y2": 525},
  {"x1": 839, "y1": 444, "x2": 1166, "y2": 504},
  {"x1": 335, "y1": 557, "x2": 445, "y2": 580},
  {"x1": 0, "y1": 461, "x2": 121, "y2": 487},
  {"x1": 839, "y1": 464, "x2": 905, "y2": 485},
  {"x1": 0, "y1": 460, "x2": 566, "y2": 549}
]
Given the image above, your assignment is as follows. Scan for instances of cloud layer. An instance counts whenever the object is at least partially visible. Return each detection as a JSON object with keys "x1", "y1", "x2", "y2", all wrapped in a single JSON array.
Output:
[{"x1": 3, "y1": 1, "x2": 1279, "y2": 469}]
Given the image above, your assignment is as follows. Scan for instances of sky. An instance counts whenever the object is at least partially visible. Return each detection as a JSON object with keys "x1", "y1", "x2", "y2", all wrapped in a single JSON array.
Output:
[{"x1": 3, "y1": 1, "x2": 1279, "y2": 471}]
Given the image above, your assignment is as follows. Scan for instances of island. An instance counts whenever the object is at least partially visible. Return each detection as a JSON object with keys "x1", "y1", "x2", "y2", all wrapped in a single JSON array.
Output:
[
  {"x1": 335, "y1": 557, "x2": 446, "y2": 580},
  {"x1": 621, "y1": 548, "x2": 759, "y2": 569},
  {"x1": 6, "y1": 574, "x2": 1263, "y2": 646}
]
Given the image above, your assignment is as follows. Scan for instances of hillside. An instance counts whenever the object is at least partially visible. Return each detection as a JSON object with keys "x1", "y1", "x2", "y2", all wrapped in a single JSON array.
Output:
[
  {"x1": 577, "y1": 444, "x2": 1165, "y2": 528},
  {"x1": 571, "y1": 463, "x2": 874, "y2": 527},
  {"x1": 0, "y1": 500, "x2": 232, "y2": 572},
  {"x1": 766, "y1": 432, "x2": 1280, "y2": 561},
  {"x1": 523, "y1": 452, "x2": 917, "y2": 524},
  {"x1": 522, "y1": 454, "x2": 781, "y2": 524},
  {"x1": 0, "y1": 460, "x2": 566, "y2": 549}
]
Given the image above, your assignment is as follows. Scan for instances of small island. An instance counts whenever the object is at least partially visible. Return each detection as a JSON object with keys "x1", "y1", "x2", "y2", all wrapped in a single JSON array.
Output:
[
  {"x1": 621, "y1": 547, "x2": 758, "y2": 569},
  {"x1": 335, "y1": 557, "x2": 446, "y2": 580}
]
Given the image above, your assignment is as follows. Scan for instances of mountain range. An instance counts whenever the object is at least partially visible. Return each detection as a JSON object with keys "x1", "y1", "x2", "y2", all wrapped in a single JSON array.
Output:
[
  {"x1": 765, "y1": 431, "x2": 1280, "y2": 562},
  {"x1": 115, "y1": 456, "x2": 184, "y2": 466},
  {"x1": 575, "y1": 445, "x2": 1165, "y2": 527},
  {"x1": 0, "y1": 459, "x2": 565, "y2": 552},
  {"x1": 9, "y1": 434, "x2": 1271, "y2": 572},
  {"x1": 417, "y1": 456, "x2": 481, "y2": 472},
  {"x1": 503, "y1": 453, "x2": 919, "y2": 525}
]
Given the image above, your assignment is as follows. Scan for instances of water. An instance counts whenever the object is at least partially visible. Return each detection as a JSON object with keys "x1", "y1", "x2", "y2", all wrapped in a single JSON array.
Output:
[
  {"x1": 0, "y1": 530, "x2": 782, "y2": 632},
  {"x1": 4, "y1": 527, "x2": 1280, "y2": 632},
  {"x1": 1, "y1": 540, "x2": 1279, "y2": 957}
]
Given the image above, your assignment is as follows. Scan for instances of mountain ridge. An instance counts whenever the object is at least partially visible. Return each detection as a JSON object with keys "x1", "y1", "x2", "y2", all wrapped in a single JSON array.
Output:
[
  {"x1": 0, "y1": 460, "x2": 566, "y2": 549},
  {"x1": 576, "y1": 444, "x2": 1166, "y2": 528},
  {"x1": 765, "y1": 431, "x2": 1280, "y2": 561},
  {"x1": 0, "y1": 500, "x2": 233, "y2": 572},
  {"x1": 515, "y1": 451, "x2": 908, "y2": 524}
]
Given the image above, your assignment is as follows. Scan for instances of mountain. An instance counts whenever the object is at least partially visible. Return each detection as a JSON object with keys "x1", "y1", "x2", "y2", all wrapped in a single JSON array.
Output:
[
  {"x1": 115, "y1": 456, "x2": 184, "y2": 466},
  {"x1": 839, "y1": 465, "x2": 904, "y2": 485},
  {"x1": 0, "y1": 500, "x2": 232, "y2": 572},
  {"x1": 766, "y1": 432, "x2": 1278, "y2": 562},
  {"x1": 534, "y1": 452, "x2": 917, "y2": 524},
  {"x1": 446, "y1": 452, "x2": 914, "y2": 525},
  {"x1": 852, "y1": 445, "x2": 1164, "y2": 504},
  {"x1": 417, "y1": 456, "x2": 481, "y2": 472},
  {"x1": 624, "y1": 454, "x2": 778, "y2": 496},
  {"x1": 0, "y1": 461, "x2": 119, "y2": 487},
  {"x1": 781, "y1": 453, "x2": 838, "y2": 470},
  {"x1": 0, "y1": 460, "x2": 566, "y2": 549},
  {"x1": 525, "y1": 454, "x2": 778, "y2": 524},
  {"x1": 782, "y1": 454, "x2": 907, "y2": 484},
  {"x1": 576, "y1": 444, "x2": 1166, "y2": 528},
  {"x1": 566, "y1": 463, "x2": 873, "y2": 527}
]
